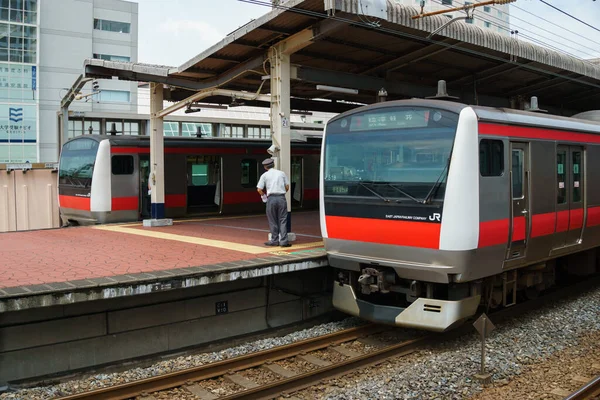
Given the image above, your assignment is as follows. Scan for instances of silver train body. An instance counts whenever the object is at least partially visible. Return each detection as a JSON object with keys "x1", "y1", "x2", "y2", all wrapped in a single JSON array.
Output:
[
  {"x1": 320, "y1": 99, "x2": 600, "y2": 331},
  {"x1": 58, "y1": 135, "x2": 320, "y2": 225}
]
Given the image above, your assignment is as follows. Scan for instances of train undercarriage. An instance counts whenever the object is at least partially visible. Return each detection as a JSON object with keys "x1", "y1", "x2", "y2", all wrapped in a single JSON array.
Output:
[{"x1": 332, "y1": 249, "x2": 600, "y2": 332}]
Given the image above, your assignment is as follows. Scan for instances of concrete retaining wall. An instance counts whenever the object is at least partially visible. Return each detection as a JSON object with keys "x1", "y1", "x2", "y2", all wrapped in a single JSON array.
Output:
[{"x1": 0, "y1": 268, "x2": 332, "y2": 385}]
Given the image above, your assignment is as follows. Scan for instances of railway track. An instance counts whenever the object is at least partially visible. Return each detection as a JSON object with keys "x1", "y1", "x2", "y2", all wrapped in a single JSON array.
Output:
[
  {"x1": 55, "y1": 276, "x2": 600, "y2": 400},
  {"x1": 58, "y1": 324, "x2": 427, "y2": 400},
  {"x1": 564, "y1": 374, "x2": 600, "y2": 400}
]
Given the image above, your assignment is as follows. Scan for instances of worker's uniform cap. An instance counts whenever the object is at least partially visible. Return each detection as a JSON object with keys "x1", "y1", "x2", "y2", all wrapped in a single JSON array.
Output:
[{"x1": 262, "y1": 158, "x2": 275, "y2": 166}]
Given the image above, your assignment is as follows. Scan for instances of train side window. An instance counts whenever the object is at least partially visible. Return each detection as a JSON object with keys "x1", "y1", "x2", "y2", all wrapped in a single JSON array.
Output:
[
  {"x1": 557, "y1": 151, "x2": 566, "y2": 204},
  {"x1": 572, "y1": 151, "x2": 582, "y2": 203},
  {"x1": 512, "y1": 149, "x2": 524, "y2": 199},
  {"x1": 191, "y1": 164, "x2": 209, "y2": 186},
  {"x1": 111, "y1": 155, "x2": 134, "y2": 175},
  {"x1": 479, "y1": 139, "x2": 504, "y2": 176},
  {"x1": 241, "y1": 159, "x2": 258, "y2": 187}
]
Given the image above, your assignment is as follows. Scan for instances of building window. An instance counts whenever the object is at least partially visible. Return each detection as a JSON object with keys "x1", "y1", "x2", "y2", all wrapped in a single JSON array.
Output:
[
  {"x1": 112, "y1": 155, "x2": 134, "y2": 175},
  {"x1": 484, "y1": 6, "x2": 490, "y2": 12},
  {"x1": 123, "y1": 121, "x2": 139, "y2": 135},
  {"x1": 93, "y1": 53, "x2": 130, "y2": 62},
  {"x1": 0, "y1": 0, "x2": 37, "y2": 24},
  {"x1": 444, "y1": 14, "x2": 452, "y2": 18},
  {"x1": 218, "y1": 123, "x2": 245, "y2": 138},
  {"x1": 484, "y1": 21, "x2": 491, "y2": 28},
  {"x1": 479, "y1": 139, "x2": 503, "y2": 177},
  {"x1": 466, "y1": 18, "x2": 474, "y2": 24},
  {"x1": 67, "y1": 120, "x2": 99, "y2": 138},
  {"x1": 93, "y1": 18, "x2": 130, "y2": 34},
  {"x1": 441, "y1": 0, "x2": 452, "y2": 4},
  {"x1": 241, "y1": 159, "x2": 258, "y2": 187},
  {"x1": 163, "y1": 121, "x2": 179, "y2": 136},
  {"x1": 99, "y1": 90, "x2": 130, "y2": 103},
  {"x1": 182, "y1": 122, "x2": 212, "y2": 137},
  {"x1": 496, "y1": 10, "x2": 503, "y2": 18},
  {"x1": 0, "y1": 23, "x2": 37, "y2": 63}
]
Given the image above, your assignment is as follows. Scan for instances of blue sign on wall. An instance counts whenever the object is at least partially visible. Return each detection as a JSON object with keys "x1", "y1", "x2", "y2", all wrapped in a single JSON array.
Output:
[{"x1": 32, "y1": 66, "x2": 36, "y2": 90}]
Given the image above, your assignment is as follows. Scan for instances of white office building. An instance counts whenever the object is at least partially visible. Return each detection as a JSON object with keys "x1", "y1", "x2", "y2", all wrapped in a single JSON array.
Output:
[
  {"x1": 0, "y1": 0, "x2": 138, "y2": 164},
  {"x1": 396, "y1": 0, "x2": 511, "y2": 35}
]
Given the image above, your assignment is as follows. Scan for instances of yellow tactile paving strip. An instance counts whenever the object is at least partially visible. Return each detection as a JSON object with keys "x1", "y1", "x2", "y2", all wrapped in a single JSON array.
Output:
[
  {"x1": 94, "y1": 225, "x2": 324, "y2": 255},
  {"x1": 94, "y1": 225, "x2": 269, "y2": 254}
]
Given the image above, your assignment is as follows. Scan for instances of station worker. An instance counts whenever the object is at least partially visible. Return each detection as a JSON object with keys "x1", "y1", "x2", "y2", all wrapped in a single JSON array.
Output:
[{"x1": 257, "y1": 158, "x2": 291, "y2": 247}]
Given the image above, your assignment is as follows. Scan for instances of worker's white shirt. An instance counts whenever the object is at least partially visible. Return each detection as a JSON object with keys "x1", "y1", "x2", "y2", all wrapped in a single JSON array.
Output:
[{"x1": 257, "y1": 168, "x2": 289, "y2": 195}]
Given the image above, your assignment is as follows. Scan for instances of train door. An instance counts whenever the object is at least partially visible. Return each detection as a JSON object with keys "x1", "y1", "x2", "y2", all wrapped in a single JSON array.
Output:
[
  {"x1": 139, "y1": 155, "x2": 151, "y2": 219},
  {"x1": 291, "y1": 156, "x2": 303, "y2": 208},
  {"x1": 506, "y1": 142, "x2": 530, "y2": 260},
  {"x1": 554, "y1": 146, "x2": 585, "y2": 249},
  {"x1": 186, "y1": 155, "x2": 221, "y2": 214},
  {"x1": 565, "y1": 146, "x2": 584, "y2": 245}
]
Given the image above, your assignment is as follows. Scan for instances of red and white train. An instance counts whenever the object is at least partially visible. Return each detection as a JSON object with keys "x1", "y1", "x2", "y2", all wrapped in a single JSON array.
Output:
[
  {"x1": 321, "y1": 99, "x2": 600, "y2": 331},
  {"x1": 58, "y1": 135, "x2": 321, "y2": 225}
]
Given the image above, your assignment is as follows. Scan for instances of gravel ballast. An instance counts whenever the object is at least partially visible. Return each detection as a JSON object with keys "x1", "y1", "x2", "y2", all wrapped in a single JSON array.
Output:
[
  {"x1": 295, "y1": 284, "x2": 600, "y2": 400},
  {"x1": 0, "y1": 318, "x2": 365, "y2": 400}
]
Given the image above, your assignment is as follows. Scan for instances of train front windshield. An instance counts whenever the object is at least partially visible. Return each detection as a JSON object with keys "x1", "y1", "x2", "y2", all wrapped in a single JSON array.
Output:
[
  {"x1": 324, "y1": 107, "x2": 459, "y2": 203},
  {"x1": 59, "y1": 138, "x2": 99, "y2": 188}
]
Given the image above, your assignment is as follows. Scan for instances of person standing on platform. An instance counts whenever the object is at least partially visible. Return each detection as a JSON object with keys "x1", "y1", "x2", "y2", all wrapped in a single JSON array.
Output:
[{"x1": 256, "y1": 158, "x2": 291, "y2": 247}]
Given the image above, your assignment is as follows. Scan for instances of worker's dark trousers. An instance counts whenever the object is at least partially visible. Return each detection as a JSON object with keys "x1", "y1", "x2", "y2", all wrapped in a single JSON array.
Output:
[{"x1": 266, "y1": 194, "x2": 288, "y2": 245}]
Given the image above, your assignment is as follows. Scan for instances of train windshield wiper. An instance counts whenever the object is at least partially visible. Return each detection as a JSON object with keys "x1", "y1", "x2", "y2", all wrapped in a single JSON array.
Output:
[
  {"x1": 423, "y1": 158, "x2": 450, "y2": 205},
  {"x1": 385, "y1": 183, "x2": 423, "y2": 204},
  {"x1": 357, "y1": 182, "x2": 391, "y2": 203}
]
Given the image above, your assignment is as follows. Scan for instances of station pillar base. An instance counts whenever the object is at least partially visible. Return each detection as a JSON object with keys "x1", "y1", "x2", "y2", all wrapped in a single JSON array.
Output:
[{"x1": 143, "y1": 218, "x2": 173, "y2": 227}]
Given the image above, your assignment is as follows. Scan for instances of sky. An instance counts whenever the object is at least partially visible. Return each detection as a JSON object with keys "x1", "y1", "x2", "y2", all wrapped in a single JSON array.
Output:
[{"x1": 131, "y1": 0, "x2": 600, "y2": 67}]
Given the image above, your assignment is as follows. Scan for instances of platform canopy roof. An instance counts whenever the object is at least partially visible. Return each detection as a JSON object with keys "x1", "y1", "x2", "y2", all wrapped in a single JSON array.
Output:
[{"x1": 82, "y1": 0, "x2": 600, "y2": 115}]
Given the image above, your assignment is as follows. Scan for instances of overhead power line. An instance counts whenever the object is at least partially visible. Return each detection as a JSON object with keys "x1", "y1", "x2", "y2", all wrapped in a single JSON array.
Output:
[
  {"x1": 430, "y1": 0, "x2": 600, "y2": 59},
  {"x1": 539, "y1": 0, "x2": 600, "y2": 34},
  {"x1": 512, "y1": 3, "x2": 600, "y2": 48},
  {"x1": 238, "y1": 0, "x2": 600, "y2": 91}
]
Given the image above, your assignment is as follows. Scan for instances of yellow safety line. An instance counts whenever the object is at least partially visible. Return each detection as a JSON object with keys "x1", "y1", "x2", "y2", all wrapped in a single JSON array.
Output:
[{"x1": 94, "y1": 225, "x2": 269, "y2": 254}]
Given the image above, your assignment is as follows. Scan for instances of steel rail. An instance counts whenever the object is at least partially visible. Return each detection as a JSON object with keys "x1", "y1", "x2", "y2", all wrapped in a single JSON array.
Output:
[
  {"x1": 564, "y1": 375, "x2": 600, "y2": 400},
  {"x1": 217, "y1": 337, "x2": 426, "y2": 400},
  {"x1": 57, "y1": 324, "x2": 383, "y2": 400}
]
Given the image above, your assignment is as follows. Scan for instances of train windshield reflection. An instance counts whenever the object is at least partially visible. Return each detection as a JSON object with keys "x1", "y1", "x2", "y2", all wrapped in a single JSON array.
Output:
[
  {"x1": 59, "y1": 138, "x2": 99, "y2": 187},
  {"x1": 324, "y1": 107, "x2": 458, "y2": 201}
]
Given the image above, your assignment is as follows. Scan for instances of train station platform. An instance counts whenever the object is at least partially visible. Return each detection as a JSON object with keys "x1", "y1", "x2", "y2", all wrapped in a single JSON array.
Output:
[{"x1": 0, "y1": 211, "x2": 327, "y2": 312}]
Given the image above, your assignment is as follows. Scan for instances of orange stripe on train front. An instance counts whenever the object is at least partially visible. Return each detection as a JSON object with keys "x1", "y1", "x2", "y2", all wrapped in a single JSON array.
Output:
[{"x1": 325, "y1": 215, "x2": 441, "y2": 249}]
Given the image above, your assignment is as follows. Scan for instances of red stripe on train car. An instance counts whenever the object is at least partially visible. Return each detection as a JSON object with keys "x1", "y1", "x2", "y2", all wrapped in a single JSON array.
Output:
[
  {"x1": 165, "y1": 194, "x2": 186, "y2": 208},
  {"x1": 479, "y1": 123, "x2": 600, "y2": 144},
  {"x1": 478, "y1": 219, "x2": 509, "y2": 248},
  {"x1": 304, "y1": 188, "x2": 319, "y2": 201},
  {"x1": 531, "y1": 212, "x2": 556, "y2": 238},
  {"x1": 569, "y1": 208, "x2": 584, "y2": 230},
  {"x1": 587, "y1": 206, "x2": 600, "y2": 227},
  {"x1": 59, "y1": 195, "x2": 90, "y2": 211},
  {"x1": 556, "y1": 210, "x2": 569, "y2": 233},
  {"x1": 512, "y1": 215, "x2": 526, "y2": 242},
  {"x1": 112, "y1": 196, "x2": 138, "y2": 211},
  {"x1": 325, "y1": 216, "x2": 441, "y2": 249},
  {"x1": 165, "y1": 148, "x2": 246, "y2": 155},
  {"x1": 111, "y1": 147, "x2": 149, "y2": 154},
  {"x1": 111, "y1": 147, "x2": 247, "y2": 155},
  {"x1": 223, "y1": 191, "x2": 263, "y2": 205}
]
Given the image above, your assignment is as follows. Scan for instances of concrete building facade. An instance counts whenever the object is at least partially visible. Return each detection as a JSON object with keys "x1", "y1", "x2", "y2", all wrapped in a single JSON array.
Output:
[
  {"x1": 0, "y1": 0, "x2": 138, "y2": 164},
  {"x1": 396, "y1": 0, "x2": 510, "y2": 35}
]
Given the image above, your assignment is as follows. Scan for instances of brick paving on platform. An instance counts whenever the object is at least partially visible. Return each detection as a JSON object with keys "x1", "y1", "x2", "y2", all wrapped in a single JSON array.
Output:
[{"x1": 0, "y1": 211, "x2": 323, "y2": 290}]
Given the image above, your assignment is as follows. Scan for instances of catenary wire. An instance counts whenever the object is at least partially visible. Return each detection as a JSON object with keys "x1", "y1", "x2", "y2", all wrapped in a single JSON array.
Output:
[{"x1": 238, "y1": 0, "x2": 600, "y2": 90}]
